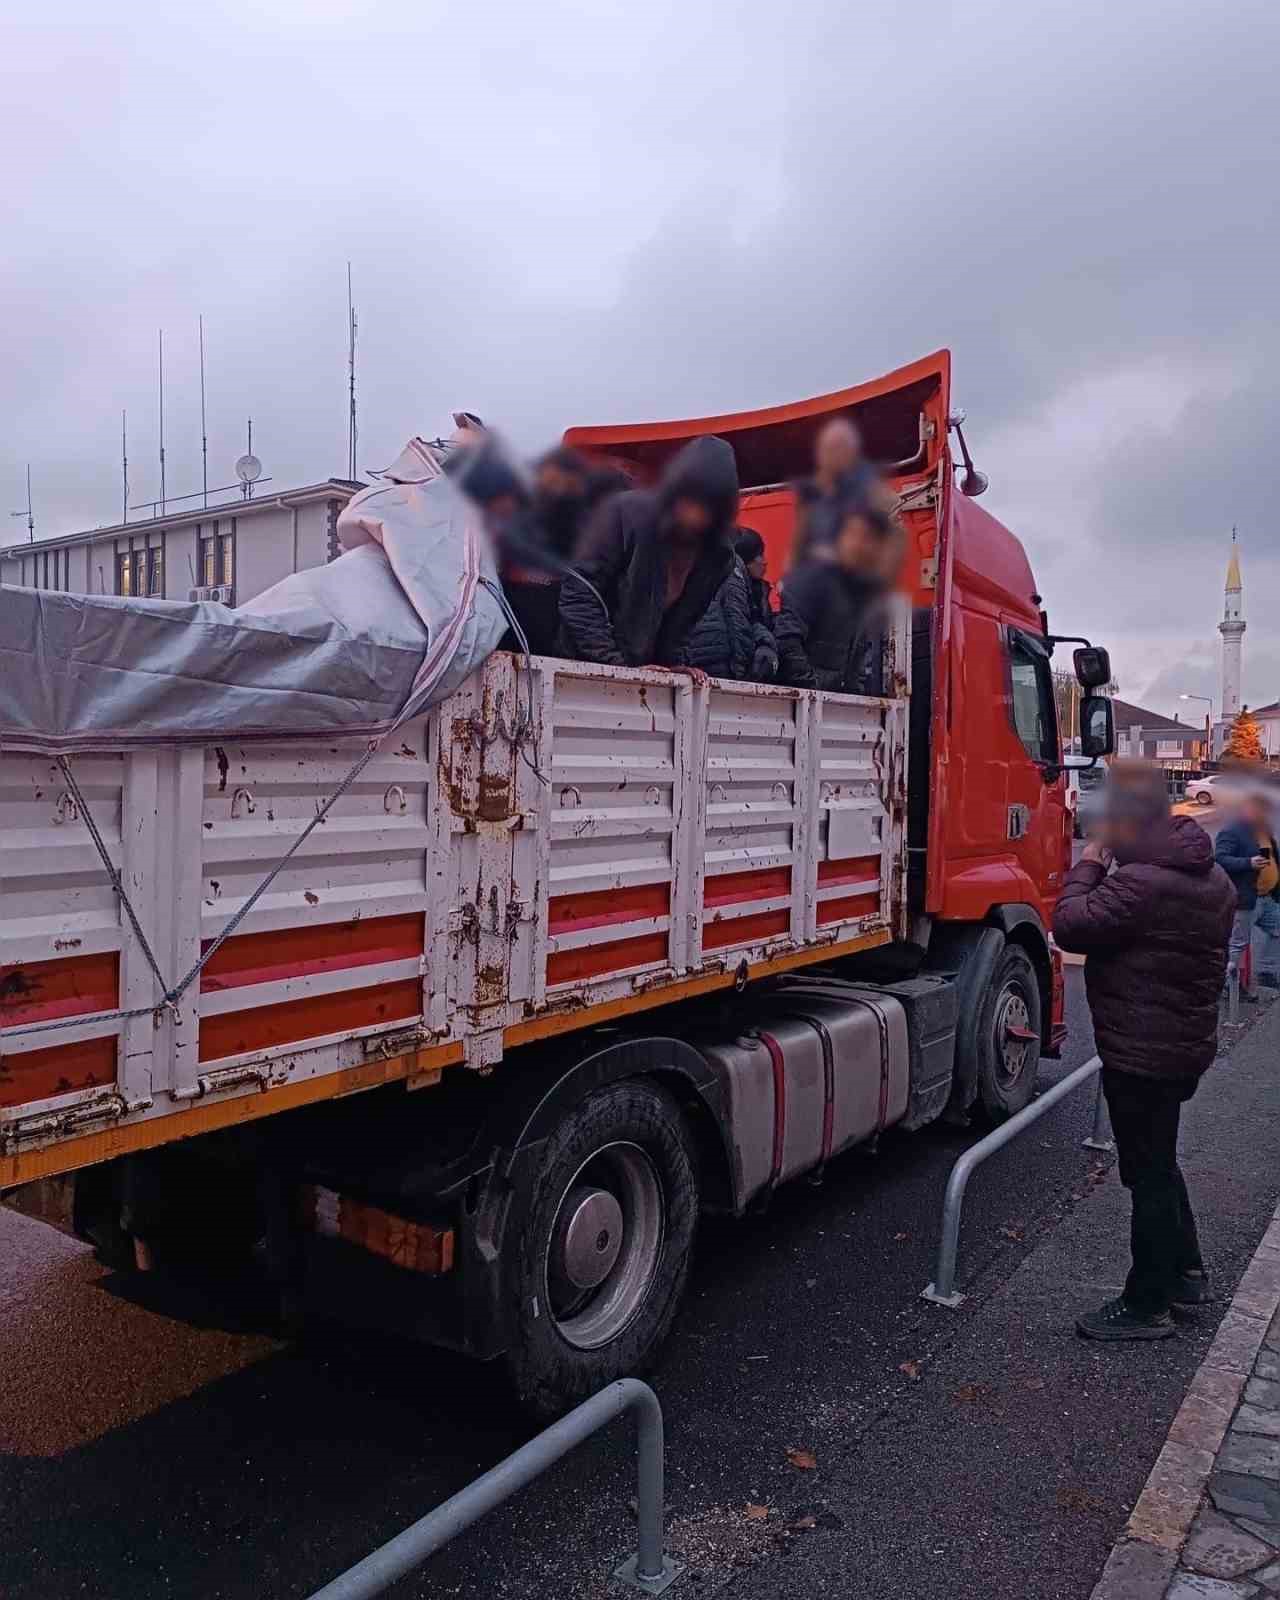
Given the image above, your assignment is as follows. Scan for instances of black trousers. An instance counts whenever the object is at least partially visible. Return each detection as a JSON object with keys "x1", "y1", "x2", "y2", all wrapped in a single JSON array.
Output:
[{"x1": 1102, "y1": 1068, "x2": 1203, "y2": 1315}]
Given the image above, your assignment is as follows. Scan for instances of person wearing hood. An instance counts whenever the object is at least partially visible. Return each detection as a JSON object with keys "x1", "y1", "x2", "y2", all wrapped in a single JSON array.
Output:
[
  {"x1": 1053, "y1": 764, "x2": 1235, "y2": 1342},
  {"x1": 558, "y1": 436, "x2": 739, "y2": 668}
]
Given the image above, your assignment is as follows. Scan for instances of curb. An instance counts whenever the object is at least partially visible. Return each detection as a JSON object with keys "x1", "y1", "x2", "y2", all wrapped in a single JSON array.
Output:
[{"x1": 1089, "y1": 1204, "x2": 1280, "y2": 1599}]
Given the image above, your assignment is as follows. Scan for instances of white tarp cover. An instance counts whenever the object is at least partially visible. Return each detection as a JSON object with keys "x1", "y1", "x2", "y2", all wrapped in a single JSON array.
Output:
[{"x1": 0, "y1": 441, "x2": 507, "y2": 753}]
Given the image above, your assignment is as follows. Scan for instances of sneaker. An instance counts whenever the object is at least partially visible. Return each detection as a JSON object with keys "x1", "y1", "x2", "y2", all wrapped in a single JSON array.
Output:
[
  {"x1": 1076, "y1": 1296, "x2": 1175, "y2": 1341},
  {"x1": 1171, "y1": 1272, "x2": 1214, "y2": 1307}
]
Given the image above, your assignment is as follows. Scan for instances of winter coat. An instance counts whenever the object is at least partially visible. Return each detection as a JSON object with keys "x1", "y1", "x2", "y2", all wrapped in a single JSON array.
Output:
[
  {"x1": 776, "y1": 557, "x2": 884, "y2": 695},
  {"x1": 1052, "y1": 815, "x2": 1236, "y2": 1081},
  {"x1": 558, "y1": 437, "x2": 738, "y2": 667},
  {"x1": 683, "y1": 556, "x2": 756, "y2": 679},
  {"x1": 1213, "y1": 819, "x2": 1280, "y2": 912}
]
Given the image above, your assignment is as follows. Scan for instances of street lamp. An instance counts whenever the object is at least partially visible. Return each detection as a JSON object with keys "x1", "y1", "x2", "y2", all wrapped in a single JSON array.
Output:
[{"x1": 1180, "y1": 694, "x2": 1213, "y2": 763}]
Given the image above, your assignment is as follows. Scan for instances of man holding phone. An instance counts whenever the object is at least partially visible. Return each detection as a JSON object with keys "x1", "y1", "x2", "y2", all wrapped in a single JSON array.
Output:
[{"x1": 1214, "y1": 791, "x2": 1280, "y2": 995}]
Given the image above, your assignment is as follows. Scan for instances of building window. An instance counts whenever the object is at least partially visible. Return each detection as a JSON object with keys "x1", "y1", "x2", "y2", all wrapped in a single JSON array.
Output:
[
  {"x1": 327, "y1": 498, "x2": 341, "y2": 562},
  {"x1": 114, "y1": 534, "x2": 163, "y2": 597},
  {"x1": 199, "y1": 522, "x2": 218, "y2": 588},
  {"x1": 115, "y1": 547, "x2": 137, "y2": 597},
  {"x1": 219, "y1": 519, "x2": 235, "y2": 588}
]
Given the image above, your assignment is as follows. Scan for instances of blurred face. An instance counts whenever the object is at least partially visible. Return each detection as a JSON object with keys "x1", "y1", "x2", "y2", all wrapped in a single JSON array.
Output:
[
  {"x1": 537, "y1": 462, "x2": 585, "y2": 503},
  {"x1": 1243, "y1": 796, "x2": 1273, "y2": 832},
  {"x1": 746, "y1": 553, "x2": 766, "y2": 581},
  {"x1": 834, "y1": 511, "x2": 886, "y2": 578},
  {"x1": 669, "y1": 497, "x2": 713, "y2": 545},
  {"x1": 815, "y1": 419, "x2": 861, "y2": 481}
]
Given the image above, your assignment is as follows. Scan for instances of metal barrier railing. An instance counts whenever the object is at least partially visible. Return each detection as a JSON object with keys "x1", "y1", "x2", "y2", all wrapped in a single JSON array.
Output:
[
  {"x1": 303, "y1": 1379, "x2": 684, "y2": 1599},
  {"x1": 921, "y1": 1054, "x2": 1104, "y2": 1308}
]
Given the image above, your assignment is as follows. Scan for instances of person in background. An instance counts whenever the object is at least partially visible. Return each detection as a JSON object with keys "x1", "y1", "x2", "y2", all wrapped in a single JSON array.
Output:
[
  {"x1": 530, "y1": 446, "x2": 593, "y2": 560},
  {"x1": 794, "y1": 417, "x2": 882, "y2": 559},
  {"x1": 558, "y1": 435, "x2": 739, "y2": 668},
  {"x1": 775, "y1": 497, "x2": 903, "y2": 694},
  {"x1": 735, "y1": 528, "x2": 771, "y2": 624},
  {"x1": 450, "y1": 439, "x2": 566, "y2": 657},
  {"x1": 1052, "y1": 763, "x2": 1235, "y2": 1341},
  {"x1": 1214, "y1": 791, "x2": 1280, "y2": 995}
]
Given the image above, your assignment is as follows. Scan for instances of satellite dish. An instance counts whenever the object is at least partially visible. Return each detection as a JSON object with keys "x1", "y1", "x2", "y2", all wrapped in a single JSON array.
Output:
[{"x1": 235, "y1": 453, "x2": 263, "y2": 485}]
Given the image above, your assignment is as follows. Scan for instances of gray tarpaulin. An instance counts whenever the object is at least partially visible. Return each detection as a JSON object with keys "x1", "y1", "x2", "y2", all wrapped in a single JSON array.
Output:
[{"x1": 0, "y1": 440, "x2": 507, "y2": 753}]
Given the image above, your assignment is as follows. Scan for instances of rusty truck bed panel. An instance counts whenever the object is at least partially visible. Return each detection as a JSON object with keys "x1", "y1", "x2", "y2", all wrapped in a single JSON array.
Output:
[{"x1": 1, "y1": 622, "x2": 909, "y2": 1187}]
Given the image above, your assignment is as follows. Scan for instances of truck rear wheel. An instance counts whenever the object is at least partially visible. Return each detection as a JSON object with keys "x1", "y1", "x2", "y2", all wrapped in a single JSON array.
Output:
[
  {"x1": 975, "y1": 946, "x2": 1042, "y2": 1121},
  {"x1": 502, "y1": 1080, "x2": 698, "y2": 1419}
]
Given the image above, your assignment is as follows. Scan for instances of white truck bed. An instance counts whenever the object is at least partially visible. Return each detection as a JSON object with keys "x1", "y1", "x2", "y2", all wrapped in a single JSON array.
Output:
[{"x1": 1, "y1": 626, "x2": 909, "y2": 1188}]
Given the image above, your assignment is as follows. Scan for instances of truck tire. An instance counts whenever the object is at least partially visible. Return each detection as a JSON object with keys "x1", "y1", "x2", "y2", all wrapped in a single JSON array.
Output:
[
  {"x1": 974, "y1": 946, "x2": 1042, "y2": 1121},
  {"x1": 502, "y1": 1080, "x2": 698, "y2": 1419}
]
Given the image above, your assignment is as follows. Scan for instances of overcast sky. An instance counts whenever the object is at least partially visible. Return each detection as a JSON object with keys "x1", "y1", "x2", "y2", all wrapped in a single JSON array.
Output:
[{"x1": 3, "y1": 0, "x2": 1277, "y2": 716}]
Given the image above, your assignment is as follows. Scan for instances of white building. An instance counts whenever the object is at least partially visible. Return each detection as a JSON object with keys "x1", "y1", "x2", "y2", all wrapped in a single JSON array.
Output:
[
  {"x1": 0, "y1": 479, "x2": 363, "y2": 609},
  {"x1": 1251, "y1": 702, "x2": 1280, "y2": 763},
  {"x1": 1213, "y1": 538, "x2": 1246, "y2": 757}
]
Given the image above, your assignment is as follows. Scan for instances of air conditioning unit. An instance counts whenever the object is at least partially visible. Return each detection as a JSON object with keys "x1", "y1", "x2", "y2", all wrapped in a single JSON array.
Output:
[{"x1": 188, "y1": 585, "x2": 235, "y2": 605}]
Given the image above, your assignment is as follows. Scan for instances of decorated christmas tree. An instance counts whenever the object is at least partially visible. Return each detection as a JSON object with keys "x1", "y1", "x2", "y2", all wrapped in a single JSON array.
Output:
[{"x1": 1224, "y1": 706, "x2": 1264, "y2": 762}]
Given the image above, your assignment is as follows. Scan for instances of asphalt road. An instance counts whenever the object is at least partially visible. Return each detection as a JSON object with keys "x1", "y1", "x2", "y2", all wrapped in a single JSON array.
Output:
[{"x1": 1, "y1": 973, "x2": 1111, "y2": 1600}]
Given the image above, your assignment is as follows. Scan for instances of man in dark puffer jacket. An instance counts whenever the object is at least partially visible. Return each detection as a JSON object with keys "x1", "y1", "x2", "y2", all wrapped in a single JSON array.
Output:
[
  {"x1": 682, "y1": 555, "x2": 757, "y2": 680},
  {"x1": 1053, "y1": 765, "x2": 1235, "y2": 1341}
]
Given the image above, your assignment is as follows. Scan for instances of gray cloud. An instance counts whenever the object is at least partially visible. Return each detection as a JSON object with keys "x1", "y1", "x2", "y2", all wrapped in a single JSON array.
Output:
[{"x1": 3, "y1": 0, "x2": 1277, "y2": 714}]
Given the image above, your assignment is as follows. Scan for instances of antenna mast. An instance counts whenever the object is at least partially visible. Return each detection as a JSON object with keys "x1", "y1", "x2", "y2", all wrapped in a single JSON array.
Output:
[
  {"x1": 122, "y1": 410, "x2": 129, "y2": 524},
  {"x1": 10, "y1": 464, "x2": 34, "y2": 542},
  {"x1": 158, "y1": 328, "x2": 167, "y2": 515},
  {"x1": 347, "y1": 261, "x2": 358, "y2": 481},
  {"x1": 199, "y1": 314, "x2": 208, "y2": 508}
]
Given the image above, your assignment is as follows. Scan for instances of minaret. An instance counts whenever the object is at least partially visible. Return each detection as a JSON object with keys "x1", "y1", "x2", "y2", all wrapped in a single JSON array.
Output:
[{"x1": 1220, "y1": 531, "x2": 1245, "y2": 726}]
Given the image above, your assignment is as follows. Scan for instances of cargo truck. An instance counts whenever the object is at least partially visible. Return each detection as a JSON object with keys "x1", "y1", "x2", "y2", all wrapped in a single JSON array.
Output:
[{"x1": 0, "y1": 350, "x2": 1115, "y2": 1414}]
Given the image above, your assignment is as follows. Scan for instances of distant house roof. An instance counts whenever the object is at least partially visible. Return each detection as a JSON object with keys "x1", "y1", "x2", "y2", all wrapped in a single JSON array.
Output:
[
  {"x1": 1249, "y1": 701, "x2": 1280, "y2": 719},
  {"x1": 0, "y1": 479, "x2": 363, "y2": 557},
  {"x1": 1110, "y1": 698, "x2": 1202, "y2": 744}
]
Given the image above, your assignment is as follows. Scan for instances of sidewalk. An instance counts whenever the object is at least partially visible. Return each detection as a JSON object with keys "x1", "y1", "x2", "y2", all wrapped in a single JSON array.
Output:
[
  {"x1": 1091, "y1": 1208, "x2": 1280, "y2": 1598},
  {"x1": 712, "y1": 1002, "x2": 1280, "y2": 1600}
]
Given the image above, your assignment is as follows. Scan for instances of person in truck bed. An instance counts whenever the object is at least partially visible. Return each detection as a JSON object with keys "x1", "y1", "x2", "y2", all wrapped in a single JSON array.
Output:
[
  {"x1": 794, "y1": 416, "x2": 886, "y2": 560},
  {"x1": 558, "y1": 435, "x2": 739, "y2": 669},
  {"x1": 776, "y1": 495, "x2": 903, "y2": 694}
]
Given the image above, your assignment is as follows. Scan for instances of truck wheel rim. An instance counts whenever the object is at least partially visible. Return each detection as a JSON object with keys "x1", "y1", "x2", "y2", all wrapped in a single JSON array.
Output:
[
  {"x1": 546, "y1": 1142, "x2": 665, "y2": 1351},
  {"x1": 996, "y1": 988, "x2": 1033, "y2": 1085}
]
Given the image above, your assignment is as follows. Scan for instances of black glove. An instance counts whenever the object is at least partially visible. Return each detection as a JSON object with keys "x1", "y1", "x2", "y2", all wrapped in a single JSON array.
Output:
[{"x1": 751, "y1": 640, "x2": 780, "y2": 682}]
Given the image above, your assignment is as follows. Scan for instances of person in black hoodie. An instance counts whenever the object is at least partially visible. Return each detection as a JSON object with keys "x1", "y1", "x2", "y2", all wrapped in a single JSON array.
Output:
[
  {"x1": 559, "y1": 436, "x2": 739, "y2": 668},
  {"x1": 777, "y1": 497, "x2": 902, "y2": 694}
]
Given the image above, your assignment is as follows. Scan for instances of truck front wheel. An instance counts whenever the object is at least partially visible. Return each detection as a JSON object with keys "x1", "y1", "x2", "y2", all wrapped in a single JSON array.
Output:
[
  {"x1": 502, "y1": 1080, "x2": 698, "y2": 1419},
  {"x1": 975, "y1": 946, "x2": 1043, "y2": 1121}
]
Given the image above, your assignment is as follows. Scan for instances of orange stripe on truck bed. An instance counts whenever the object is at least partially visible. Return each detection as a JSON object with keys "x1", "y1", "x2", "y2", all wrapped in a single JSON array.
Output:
[
  {"x1": 200, "y1": 913, "x2": 425, "y2": 992},
  {"x1": 548, "y1": 882, "x2": 670, "y2": 934},
  {"x1": 0, "y1": 1036, "x2": 117, "y2": 1110},
  {"x1": 816, "y1": 855, "x2": 881, "y2": 887},
  {"x1": 546, "y1": 931, "x2": 669, "y2": 986},
  {"x1": 199, "y1": 979, "x2": 422, "y2": 1063},
  {"x1": 703, "y1": 866, "x2": 792, "y2": 907},
  {"x1": 0, "y1": 952, "x2": 119, "y2": 1027}
]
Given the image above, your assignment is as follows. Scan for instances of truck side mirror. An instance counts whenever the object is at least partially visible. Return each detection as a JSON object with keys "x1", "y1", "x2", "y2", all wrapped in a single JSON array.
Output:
[
  {"x1": 1080, "y1": 695, "x2": 1115, "y2": 758},
  {"x1": 1073, "y1": 646, "x2": 1112, "y2": 689}
]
